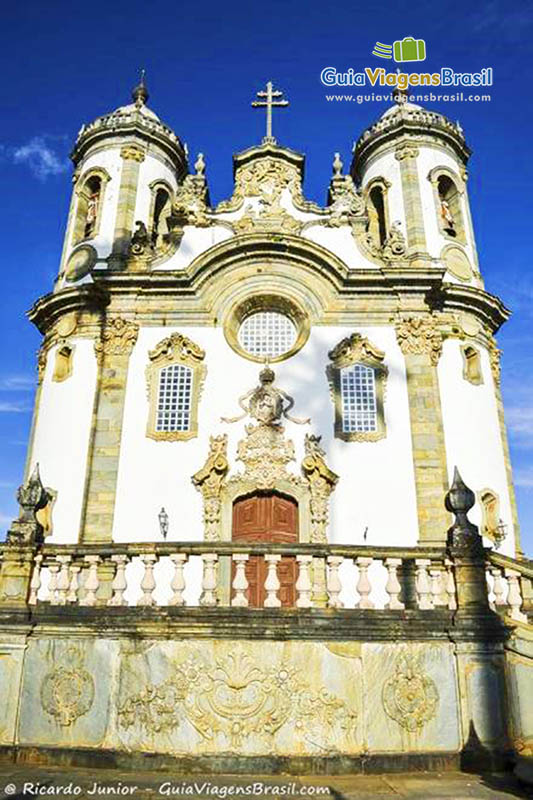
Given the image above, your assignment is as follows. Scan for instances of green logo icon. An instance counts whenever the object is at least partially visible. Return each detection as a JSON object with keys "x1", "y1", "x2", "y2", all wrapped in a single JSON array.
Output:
[
  {"x1": 393, "y1": 37, "x2": 426, "y2": 62},
  {"x1": 372, "y1": 37, "x2": 426, "y2": 62}
]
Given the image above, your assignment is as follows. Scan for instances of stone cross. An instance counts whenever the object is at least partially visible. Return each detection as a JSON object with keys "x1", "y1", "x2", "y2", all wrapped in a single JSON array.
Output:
[{"x1": 251, "y1": 81, "x2": 289, "y2": 143}]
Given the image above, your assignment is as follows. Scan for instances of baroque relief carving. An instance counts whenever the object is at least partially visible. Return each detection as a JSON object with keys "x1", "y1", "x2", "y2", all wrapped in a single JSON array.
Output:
[
  {"x1": 488, "y1": 337, "x2": 502, "y2": 386},
  {"x1": 94, "y1": 317, "x2": 139, "y2": 360},
  {"x1": 394, "y1": 143, "x2": 420, "y2": 161},
  {"x1": 120, "y1": 145, "x2": 146, "y2": 162},
  {"x1": 118, "y1": 650, "x2": 357, "y2": 748},
  {"x1": 192, "y1": 435, "x2": 229, "y2": 541},
  {"x1": 37, "y1": 345, "x2": 48, "y2": 384},
  {"x1": 382, "y1": 651, "x2": 439, "y2": 732},
  {"x1": 40, "y1": 648, "x2": 95, "y2": 727},
  {"x1": 395, "y1": 316, "x2": 443, "y2": 366},
  {"x1": 232, "y1": 423, "x2": 303, "y2": 491},
  {"x1": 301, "y1": 435, "x2": 339, "y2": 544}
]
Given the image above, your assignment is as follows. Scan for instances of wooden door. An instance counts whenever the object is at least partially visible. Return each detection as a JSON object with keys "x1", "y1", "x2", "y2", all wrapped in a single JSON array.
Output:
[{"x1": 232, "y1": 493, "x2": 298, "y2": 607}]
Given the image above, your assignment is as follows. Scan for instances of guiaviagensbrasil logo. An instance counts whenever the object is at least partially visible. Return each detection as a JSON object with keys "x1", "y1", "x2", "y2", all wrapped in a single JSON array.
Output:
[{"x1": 373, "y1": 37, "x2": 426, "y2": 63}]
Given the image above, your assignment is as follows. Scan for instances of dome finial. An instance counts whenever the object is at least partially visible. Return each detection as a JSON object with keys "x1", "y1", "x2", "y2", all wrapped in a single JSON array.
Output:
[{"x1": 132, "y1": 69, "x2": 149, "y2": 107}]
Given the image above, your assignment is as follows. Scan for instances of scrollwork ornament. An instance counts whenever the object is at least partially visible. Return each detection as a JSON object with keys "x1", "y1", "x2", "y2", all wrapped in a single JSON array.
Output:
[
  {"x1": 394, "y1": 143, "x2": 419, "y2": 161},
  {"x1": 382, "y1": 651, "x2": 439, "y2": 732},
  {"x1": 192, "y1": 435, "x2": 229, "y2": 541},
  {"x1": 301, "y1": 434, "x2": 339, "y2": 544},
  {"x1": 488, "y1": 337, "x2": 502, "y2": 386}
]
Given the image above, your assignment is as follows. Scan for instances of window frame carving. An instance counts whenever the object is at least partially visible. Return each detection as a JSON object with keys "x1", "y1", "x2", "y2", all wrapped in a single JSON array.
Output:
[
  {"x1": 327, "y1": 333, "x2": 388, "y2": 443},
  {"x1": 427, "y1": 166, "x2": 467, "y2": 245},
  {"x1": 478, "y1": 488, "x2": 504, "y2": 545},
  {"x1": 145, "y1": 332, "x2": 206, "y2": 442},
  {"x1": 461, "y1": 343, "x2": 483, "y2": 385},
  {"x1": 72, "y1": 167, "x2": 111, "y2": 245}
]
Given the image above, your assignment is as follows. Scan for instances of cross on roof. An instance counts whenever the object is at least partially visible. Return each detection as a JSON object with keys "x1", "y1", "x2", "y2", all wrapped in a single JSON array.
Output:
[{"x1": 251, "y1": 81, "x2": 289, "y2": 144}]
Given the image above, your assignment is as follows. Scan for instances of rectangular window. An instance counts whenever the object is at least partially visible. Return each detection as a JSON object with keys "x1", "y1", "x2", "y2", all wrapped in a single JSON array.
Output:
[
  {"x1": 340, "y1": 364, "x2": 377, "y2": 433},
  {"x1": 156, "y1": 364, "x2": 193, "y2": 432}
]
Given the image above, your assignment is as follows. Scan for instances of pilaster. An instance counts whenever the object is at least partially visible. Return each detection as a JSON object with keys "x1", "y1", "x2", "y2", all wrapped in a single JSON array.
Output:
[
  {"x1": 109, "y1": 145, "x2": 145, "y2": 270},
  {"x1": 394, "y1": 143, "x2": 429, "y2": 267},
  {"x1": 79, "y1": 317, "x2": 139, "y2": 543},
  {"x1": 396, "y1": 316, "x2": 449, "y2": 543}
]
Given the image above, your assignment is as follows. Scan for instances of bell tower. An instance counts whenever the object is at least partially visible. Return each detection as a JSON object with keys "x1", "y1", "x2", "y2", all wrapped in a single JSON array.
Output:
[{"x1": 57, "y1": 74, "x2": 188, "y2": 283}]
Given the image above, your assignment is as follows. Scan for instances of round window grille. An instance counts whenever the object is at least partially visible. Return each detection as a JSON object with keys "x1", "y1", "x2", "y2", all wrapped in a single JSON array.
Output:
[{"x1": 238, "y1": 311, "x2": 297, "y2": 359}]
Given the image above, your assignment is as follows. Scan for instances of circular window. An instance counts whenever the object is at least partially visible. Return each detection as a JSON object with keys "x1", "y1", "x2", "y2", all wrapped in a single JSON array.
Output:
[
  {"x1": 223, "y1": 294, "x2": 310, "y2": 363},
  {"x1": 238, "y1": 311, "x2": 297, "y2": 359}
]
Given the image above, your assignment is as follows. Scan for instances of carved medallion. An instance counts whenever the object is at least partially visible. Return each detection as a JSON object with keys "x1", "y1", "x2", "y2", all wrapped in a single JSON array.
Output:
[
  {"x1": 382, "y1": 652, "x2": 439, "y2": 732},
  {"x1": 41, "y1": 664, "x2": 95, "y2": 726},
  {"x1": 64, "y1": 245, "x2": 97, "y2": 283}
]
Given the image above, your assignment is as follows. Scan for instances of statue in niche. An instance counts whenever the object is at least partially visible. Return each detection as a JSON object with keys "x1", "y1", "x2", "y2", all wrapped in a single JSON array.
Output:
[
  {"x1": 221, "y1": 366, "x2": 310, "y2": 427},
  {"x1": 440, "y1": 198, "x2": 455, "y2": 235}
]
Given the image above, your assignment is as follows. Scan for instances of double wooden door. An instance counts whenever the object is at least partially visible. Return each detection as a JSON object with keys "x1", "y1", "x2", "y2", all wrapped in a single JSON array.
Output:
[{"x1": 232, "y1": 492, "x2": 298, "y2": 607}]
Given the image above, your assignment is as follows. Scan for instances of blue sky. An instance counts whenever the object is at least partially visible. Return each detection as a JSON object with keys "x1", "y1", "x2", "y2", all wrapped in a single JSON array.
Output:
[{"x1": 1, "y1": 0, "x2": 532, "y2": 551}]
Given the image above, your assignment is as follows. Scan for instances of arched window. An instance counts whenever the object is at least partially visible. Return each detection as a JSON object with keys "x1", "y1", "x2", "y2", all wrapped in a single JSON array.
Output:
[
  {"x1": 461, "y1": 344, "x2": 483, "y2": 385},
  {"x1": 72, "y1": 169, "x2": 110, "y2": 245},
  {"x1": 327, "y1": 333, "x2": 388, "y2": 442},
  {"x1": 368, "y1": 186, "x2": 387, "y2": 247},
  {"x1": 146, "y1": 332, "x2": 206, "y2": 441},
  {"x1": 151, "y1": 186, "x2": 171, "y2": 247},
  {"x1": 52, "y1": 344, "x2": 74, "y2": 383},
  {"x1": 429, "y1": 168, "x2": 466, "y2": 243}
]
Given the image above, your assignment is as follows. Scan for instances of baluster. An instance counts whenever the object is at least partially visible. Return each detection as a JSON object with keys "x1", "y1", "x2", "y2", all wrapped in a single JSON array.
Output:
[
  {"x1": 138, "y1": 554, "x2": 158, "y2": 606},
  {"x1": 29, "y1": 554, "x2": 43, "y2": 605},
  {"x1": 264, "y1": 555, "x2": 281, "y2": 608},
  {"x1": 384, "y1": 558, "x2": 404, "y2": 610},
  {"x1": 67, "y1": 563, "x2": 81, "y2": 604},
  {"x1": 415, "y1": 559, "x2": 434, "y2": 610},
  {"x1": 108, "y1": 555, "x2": 129, "y2": 606},
  {"x1": 295, "y1": 555, "x2": 313, "y2": 608},
  {"x1": 505, "y1": 568, "x2": 527, "y2": 622},
  {"x1": 429, "y1": 565, "x2": 447, "y2": 607},
  {"x1": 200, "y1": 553, "x2": 218, "y2": 606},
  {"x1": 445, "y1": 559, "x2": 457, "y2": 610},
  {"x1": 48, "y1": 561, "x2": 60, "y2": 604},
  {"x1": 169, "y1": 554, "x2": 188, "y2": 607},
  {"x1": 56, "y1": 556, "x2": 72, "y2": 605},
  {"x1": 80, "y1": 555, "x2": 100, "y2": 607},
  {"x1": 490, "y1": 567, "x2": 506, "y2": 607},
  {"x1": 326, "y1": 556, "x2": 344, "y2": 608},
  {"x1": 355, "y1": 557, "x2": 374, "y2": 609},
  {"x1": 231, "y1": 553, "x2": 249, "y2": 607}
]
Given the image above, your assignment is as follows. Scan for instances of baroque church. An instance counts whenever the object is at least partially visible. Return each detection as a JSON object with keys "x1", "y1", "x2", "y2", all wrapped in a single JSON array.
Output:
[{"x1": 0, "y1": 76, "x2": 531, "y2": 773}]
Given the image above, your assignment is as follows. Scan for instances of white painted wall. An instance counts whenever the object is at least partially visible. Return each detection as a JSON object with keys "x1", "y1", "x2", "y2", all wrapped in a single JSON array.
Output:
[
  {"x1": 113, "y1": 325, "x2": 419, "y2": 547},
  {"x1": 29, "y1": 339, "x2": 97, "y2": 544},
  {"x1": 133, "y1": 153, "x2": 178, "y2": 224},
  {"x1": 438, "y1": 339, "x2": 516, "y2": 556}
]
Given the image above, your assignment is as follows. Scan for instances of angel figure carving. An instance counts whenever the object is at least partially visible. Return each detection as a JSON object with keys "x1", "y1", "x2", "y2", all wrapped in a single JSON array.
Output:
[{"x1": 221, "y1": 366, "x2": 310, "y2": 427}]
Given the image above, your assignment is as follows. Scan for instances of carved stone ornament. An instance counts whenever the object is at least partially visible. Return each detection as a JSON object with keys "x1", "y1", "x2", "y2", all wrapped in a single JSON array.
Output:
[
  {"x1": 118, "y1": 649, "x2": 357, "y2": 749},
  {"x1": 381, "y1": 221, "x2": 407, "y2": 261},
  {"x1": 325, "y1": 175, "x2": 366, "y2": 227},
  {"x1": 233, "y1": 423, "x2": 303, "y2": 491},
  {"x1": 169, "y1": 173, "x2": 210, "y2": 229},
  {"x1": 301, "y1": 434, "x2": 339, "y2": 544},
  {"x1": 129, "y1": 220, "x2": 152, "y2": 257},
  {"x1": 382, "y1": 651, "x2": 439, "y2": 732},
  {"x1": 488, "y1": 337, "x2": 502, "y2": 386},
  {"x1": 94, "y1": 317, "x2": 139, "y2": 361},
  {"x1": 192, "y1": 435, "x2": 229, "y2": 541},
  {"x1": 146, "y1": 332, "x2": 206, "y2": 442},
  {"x1": 120, "y1": 145, "x2": 145, "y2": 162},
  {"x1": 41, "y1": 647, "x2": 95, "y2": 727},
  {"x1": 232, "y1": 193, "x2": 302, "y2": 235},
  {"x1": 221, "y1": 366, "x2": 310, "y2": 428},
  {"x1": 217, "y1": 156, "x2": 319, "y2": 215},
  {"x1": 37, "y1": 346, "x2": 48, "y2": 384},
  {"x1": 8, "y1": 463, "x2": 51, "y2": 545},
  {"x1": 328, "y1": 333, "x2": 385, "y2": 370},
  {"x1": 394, "y1": 143, "x2": 419, "y2": 161},
  {"x1": 395, "y1": 316, "x2": 443, "y2": 366}
]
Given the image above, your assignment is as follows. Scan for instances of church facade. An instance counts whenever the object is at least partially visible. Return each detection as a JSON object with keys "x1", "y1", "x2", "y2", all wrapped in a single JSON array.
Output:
[{"x1": 0, "y1": 78, "x2": 531, "y2": 773}]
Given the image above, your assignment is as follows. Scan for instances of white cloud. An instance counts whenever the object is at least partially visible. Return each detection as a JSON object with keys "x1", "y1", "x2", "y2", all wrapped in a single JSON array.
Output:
[
  {"x1": 0, "y1": 481, "x2": 15, "y2": 489},
  {"x1": 0, "y1": 400, "x2": 30, "y2": 413},
  {"x1": 0, "y1": 512, "x2": 13, "y2": 525},
  {"x1": 514, "y1": 468, "x2": 533, "y2": 490},
  {"x1": 0, "y1": 375, "x2": 34, "y2": 391},
  {"x1": 13, "y1": 136, "x2": 69, "y2": 181}
]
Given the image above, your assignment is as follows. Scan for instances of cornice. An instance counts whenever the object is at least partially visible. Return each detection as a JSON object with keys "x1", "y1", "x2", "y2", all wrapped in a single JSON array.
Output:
[{"x1": 27, "y1": 284, "x2": 109, "y2": 335}]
